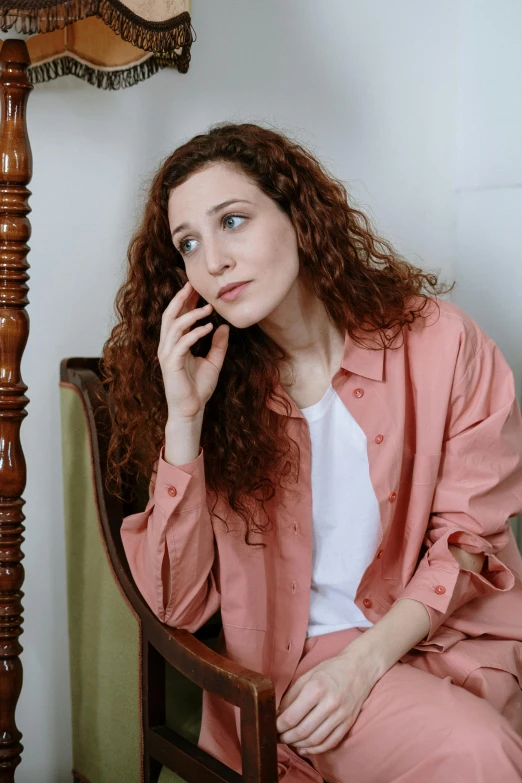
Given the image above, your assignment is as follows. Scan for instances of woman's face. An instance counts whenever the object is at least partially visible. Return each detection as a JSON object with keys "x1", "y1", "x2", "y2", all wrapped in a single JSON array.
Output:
[{"x1": 167, "y1": 162, "x2": 303, "y2": 330}]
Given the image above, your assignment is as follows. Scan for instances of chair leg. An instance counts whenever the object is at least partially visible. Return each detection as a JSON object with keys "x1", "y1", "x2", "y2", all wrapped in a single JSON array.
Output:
[
  {"x1": 142, "y1": 639, "x2": 166, "y2": 783},
  {"x1": 145, "y1": 755, "x2": 163, "y2": 783}
]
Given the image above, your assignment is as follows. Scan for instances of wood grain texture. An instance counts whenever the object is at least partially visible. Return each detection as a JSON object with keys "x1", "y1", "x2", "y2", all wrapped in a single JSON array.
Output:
[{"x1": 0, "y1": 38, "x2": 33, "y2": 783}]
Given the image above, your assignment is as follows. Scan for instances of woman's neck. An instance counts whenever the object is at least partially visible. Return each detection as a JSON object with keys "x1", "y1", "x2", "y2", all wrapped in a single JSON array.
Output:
[{"x1": 258, "y1": 280, "x2": 346, "y2": 382}]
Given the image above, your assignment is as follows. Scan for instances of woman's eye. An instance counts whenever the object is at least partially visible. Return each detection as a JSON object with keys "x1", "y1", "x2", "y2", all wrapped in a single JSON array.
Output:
[
  {"x1": 223, "y1": 214, "x2": 245, "y2": 230},
  {"x1": 179, "y1": 238, "x2": 195, "y2": 255},
  {"x1": 178, "y1": 215, "x2": 245, "y2": 256}
]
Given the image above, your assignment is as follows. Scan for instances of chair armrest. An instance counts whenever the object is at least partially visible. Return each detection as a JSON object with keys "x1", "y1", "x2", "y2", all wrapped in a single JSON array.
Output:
[
  {"x1": 145, "y1": 619, "x2": 278, "y2": 783},
  {"x1": 148, "y1": 619, "x2": 275, "y2": 711}
]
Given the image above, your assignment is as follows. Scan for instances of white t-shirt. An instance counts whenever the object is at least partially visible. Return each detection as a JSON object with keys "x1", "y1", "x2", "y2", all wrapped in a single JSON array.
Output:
[{"x1": 299, "y1": 384, "x2": 381, "y2": 638}]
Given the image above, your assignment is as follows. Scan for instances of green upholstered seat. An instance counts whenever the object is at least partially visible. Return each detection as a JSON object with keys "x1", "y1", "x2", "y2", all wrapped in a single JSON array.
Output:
[{"x1": 60, "y1": 381, "x2": 216, "y2": 783}]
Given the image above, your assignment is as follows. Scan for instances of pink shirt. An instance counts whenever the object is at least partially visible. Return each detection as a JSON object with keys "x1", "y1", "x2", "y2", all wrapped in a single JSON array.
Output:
[{"x1": 121, "y1": 297, "x2": 522, "y2": 775}]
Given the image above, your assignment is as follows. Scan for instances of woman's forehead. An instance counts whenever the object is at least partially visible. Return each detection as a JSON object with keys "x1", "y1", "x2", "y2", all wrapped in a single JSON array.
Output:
[{"x1": 168, "y1": 165, "x2": 262, "y2": 220}]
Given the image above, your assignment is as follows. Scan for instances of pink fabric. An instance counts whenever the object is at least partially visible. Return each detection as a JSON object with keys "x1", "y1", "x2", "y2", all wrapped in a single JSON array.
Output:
[
  {"x1": 277, "y1": 628, "x2": 522, "y2": 782},
  {"x1": 120, "y1": 297, "x2": 522, "y2": 779}
]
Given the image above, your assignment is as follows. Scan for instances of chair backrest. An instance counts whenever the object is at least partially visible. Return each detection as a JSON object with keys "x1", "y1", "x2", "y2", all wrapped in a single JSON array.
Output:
[
  {"x1": 60, "y1": 357, "x2": 281, "y2": 783},
  {"x1": 60, "y1": 359, "x2": 144, "y2": 782}
]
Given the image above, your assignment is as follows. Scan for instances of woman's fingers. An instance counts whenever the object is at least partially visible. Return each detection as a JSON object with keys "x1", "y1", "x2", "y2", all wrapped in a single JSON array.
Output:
[
  {"x1": 279, "y1": 698, "x2": 332, "y2": 745},
  {"x1": 159, "y1": 282, "x2": 229, "y2": 376},
  {"x1": 174, "y1": 322, "x2": 214, "y2": 354},
  {"x1": 204, "y1": 324, "x2": 230, "y2": 373},
  {"x1": 296, "y1": 720, "x2": 349, "y2": 756},
  {"x1": 159, "y1": 283, "x2": 190, "y2": 343},
  {"x1": 287, "y1": 705, "x2": 344, "y2": 749},
  {"x1": 160, "y1": 282, "x2": 199, "y2": 334},
  {"x1": 159, "y1": 288, "x2": 212, "y2": 359}
]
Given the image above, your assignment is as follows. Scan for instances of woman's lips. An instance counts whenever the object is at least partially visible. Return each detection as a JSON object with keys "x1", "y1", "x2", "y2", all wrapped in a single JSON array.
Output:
[{"x1": 219, "y1": 281, "x2": 251, "y2": 302}]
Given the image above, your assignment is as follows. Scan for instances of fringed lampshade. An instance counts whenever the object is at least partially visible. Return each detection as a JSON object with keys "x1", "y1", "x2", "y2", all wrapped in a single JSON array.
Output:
[{"x1": 0, "y1": 0, "x2": 194, "y2": 89}]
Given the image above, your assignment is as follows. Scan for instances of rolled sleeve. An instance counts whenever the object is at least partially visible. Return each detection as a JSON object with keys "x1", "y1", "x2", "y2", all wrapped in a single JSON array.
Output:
[
  {"x1": 393, "y1": 336, "x2": 522, "y2": 645},
  {"x1": 397, "y1": 527, "x2": 515, "y2": 643}
]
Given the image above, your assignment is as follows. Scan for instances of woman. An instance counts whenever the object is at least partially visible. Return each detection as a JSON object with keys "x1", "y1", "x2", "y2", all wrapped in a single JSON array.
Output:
[{"x1": 103, "y1": 122, "x2": 522, "y2": 782}]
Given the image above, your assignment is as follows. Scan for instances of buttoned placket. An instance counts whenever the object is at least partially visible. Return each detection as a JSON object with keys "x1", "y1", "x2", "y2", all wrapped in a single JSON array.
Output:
[
  {"x1": 286, "y1": 517, "x2": 300, "y2": 654},
  {"x1": 332, "y1": 371, "x2": 402, "y2": 619},
  {"x1": 268, "y1": 413, "x2": 314, "y2": 705},
  {"x1": 269, "y1": 357, "x2": 401, "y2": 700}
]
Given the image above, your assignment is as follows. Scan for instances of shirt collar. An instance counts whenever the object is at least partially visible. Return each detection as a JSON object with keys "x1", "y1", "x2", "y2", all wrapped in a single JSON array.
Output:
[
  {"x1": 339, "y1": 328, "x2": 384, "y2": 381},
  {"x1": 266, "y1": 330, "x2": 384, "y2": 416}
]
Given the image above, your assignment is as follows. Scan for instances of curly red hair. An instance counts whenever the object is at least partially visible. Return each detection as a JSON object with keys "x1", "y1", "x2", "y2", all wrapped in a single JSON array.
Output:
[{"x1": 100, "y1": 121, "x2": 454, "y2": 546}]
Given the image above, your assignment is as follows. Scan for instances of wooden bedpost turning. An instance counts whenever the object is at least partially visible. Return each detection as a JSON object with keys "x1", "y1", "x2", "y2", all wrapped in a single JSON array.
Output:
[{"x1": 0, "y1": 39, "x2": 33, "y2": 781}]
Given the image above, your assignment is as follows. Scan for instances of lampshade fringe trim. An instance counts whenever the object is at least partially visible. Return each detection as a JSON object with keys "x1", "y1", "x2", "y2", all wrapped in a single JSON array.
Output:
[
  {"x1": 28, "y1": 53, "x2": 172, "y2": 90},
  {"x1": 0, "y1": 2, "x2": 195, "y2": 61}
]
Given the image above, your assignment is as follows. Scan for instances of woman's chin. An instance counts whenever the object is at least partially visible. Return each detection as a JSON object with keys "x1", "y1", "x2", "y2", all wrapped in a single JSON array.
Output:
[{"x1": 217, "y1": 305, "x2": 266, "y2": 331}]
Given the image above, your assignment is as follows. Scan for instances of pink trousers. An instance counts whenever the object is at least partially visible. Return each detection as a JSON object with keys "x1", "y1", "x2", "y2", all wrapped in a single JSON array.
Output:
[{"x1": 277, "y1": 627, "x2": 522, "y2": 783}]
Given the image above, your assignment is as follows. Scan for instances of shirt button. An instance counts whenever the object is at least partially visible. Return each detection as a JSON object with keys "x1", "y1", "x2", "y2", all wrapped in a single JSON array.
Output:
[
  {"x1": 363, "y1": 598, "x2": 373, "y2": 608},
  {"x1": 434, "y1": 585, "x2": 446, "y2": 595},
  {"x1": 353, "y1": 388, "x2": 364, "y2": 398},
  {"x1": 376, "y1": 549, "x2": 383, "y2": 559},
  {"x1": 388, "y1": 491, "x2": 397, "y2": 502},
  {"x1": 375, "y1": 434, "x2": 384, "y2": 444},
  {"x1": 167, "y1": 486, "x2": 177, "y2": 497}
]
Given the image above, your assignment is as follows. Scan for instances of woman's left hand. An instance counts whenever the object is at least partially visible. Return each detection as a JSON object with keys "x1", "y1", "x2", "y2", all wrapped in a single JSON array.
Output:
[{"x1": 276, "y1": 649, "x2": 378, "y2": 756}]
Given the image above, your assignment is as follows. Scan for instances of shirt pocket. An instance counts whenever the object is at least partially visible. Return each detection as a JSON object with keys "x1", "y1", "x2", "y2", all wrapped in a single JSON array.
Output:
[
  {"x1": 381, "y1": 453, "x2": 443, "y2": 581},
  {"x1": 221, "y1": 625, "x2": 270, "y2": 675}
]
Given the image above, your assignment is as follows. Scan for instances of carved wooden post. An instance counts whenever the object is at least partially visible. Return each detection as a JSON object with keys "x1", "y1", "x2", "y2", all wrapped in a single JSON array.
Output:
[{"x1": 0, "y1": 39, "x2": 32, "y2": 781}]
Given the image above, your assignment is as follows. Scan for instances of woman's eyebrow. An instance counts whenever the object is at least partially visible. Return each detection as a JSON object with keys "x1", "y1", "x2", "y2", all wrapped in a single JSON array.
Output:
[{"x1": 171, "y1": 199, "x2": 254, "y2": 239}]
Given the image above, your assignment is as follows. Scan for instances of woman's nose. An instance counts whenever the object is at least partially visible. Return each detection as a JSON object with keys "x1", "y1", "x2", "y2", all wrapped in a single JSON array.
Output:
[{"x1": 205, "y1": 241, "x2": 233, "y2": 274}]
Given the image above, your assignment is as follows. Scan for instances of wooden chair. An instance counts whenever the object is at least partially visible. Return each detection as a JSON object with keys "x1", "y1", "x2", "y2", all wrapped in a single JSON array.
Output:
[{"x1": 59, "y1": 357, "x2": 281, "y2": 783}]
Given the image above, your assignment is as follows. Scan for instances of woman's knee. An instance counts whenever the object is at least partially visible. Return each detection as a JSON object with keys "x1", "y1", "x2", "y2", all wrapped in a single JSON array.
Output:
[{"x1": 443, "y1": 686, "x2": 522, "y2": 769}]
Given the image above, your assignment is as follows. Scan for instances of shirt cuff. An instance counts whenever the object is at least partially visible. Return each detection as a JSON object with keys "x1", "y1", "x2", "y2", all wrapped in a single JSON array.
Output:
[
  {"x1": 153, "y1": 445, "x2": 207, "y2": 517},
  {"x1": 392, "y1": 528, "x2": 516, "y2": 644}
]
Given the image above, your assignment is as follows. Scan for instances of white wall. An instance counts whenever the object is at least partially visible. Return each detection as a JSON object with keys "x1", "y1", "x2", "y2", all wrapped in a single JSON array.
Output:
[
  {"x1": 451, "y1": 0, "x2": 522, "y2": 546},
  {"x1": 452, "y1": 0, "x2": 522, "y2": 390},
  {"x1": 2, "y1": 0, "x2": 510, "y2": 779}
]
